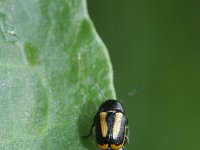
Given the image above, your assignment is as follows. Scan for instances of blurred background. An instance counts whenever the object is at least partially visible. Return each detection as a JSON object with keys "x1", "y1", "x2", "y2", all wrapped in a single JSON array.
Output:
[{"x1": 88, "y1": 0, "x2": 200, "y2": 150}]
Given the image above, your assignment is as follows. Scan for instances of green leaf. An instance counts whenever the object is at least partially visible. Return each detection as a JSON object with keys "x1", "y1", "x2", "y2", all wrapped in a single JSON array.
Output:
[{"x1": 0, "y1": 0, "x2": 116, "y2": 149}]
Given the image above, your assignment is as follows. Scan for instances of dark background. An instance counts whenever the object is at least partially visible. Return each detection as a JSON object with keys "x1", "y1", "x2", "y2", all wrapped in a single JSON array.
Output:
[{"x1": 88, "y1": 0, "x2": 200, "y2": 150}]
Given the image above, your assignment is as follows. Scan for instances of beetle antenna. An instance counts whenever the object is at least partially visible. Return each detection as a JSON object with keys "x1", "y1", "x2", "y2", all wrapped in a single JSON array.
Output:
[
  {"x1": 120, "y1": 84, "x2": 145, "y2": 101},
  {"x1": 89, "y1": 80, "x2": 107, "y2": 100}
]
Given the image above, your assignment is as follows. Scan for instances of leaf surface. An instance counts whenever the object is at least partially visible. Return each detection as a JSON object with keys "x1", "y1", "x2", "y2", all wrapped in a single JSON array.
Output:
[{"x1": 0, "y1": 0, "x2": 115, "y2": 149}]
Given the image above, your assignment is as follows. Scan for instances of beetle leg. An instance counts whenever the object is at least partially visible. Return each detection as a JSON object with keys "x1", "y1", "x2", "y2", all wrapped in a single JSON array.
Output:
[
  {"x1": 125, "y1": 135, "x2": 129, "y2": 144},
  {"x1": 82, "y1": 122, "x2": 95, "y2": 138},
  {"x1": 124, "y1": 117, "x2": 129, "y2": 144},
  {"x1": 124, "y1": 124, "x2": 129, "y2": 144},
  {"x1": 82, "y1": 114, "x2": 97, "y2": 138}
]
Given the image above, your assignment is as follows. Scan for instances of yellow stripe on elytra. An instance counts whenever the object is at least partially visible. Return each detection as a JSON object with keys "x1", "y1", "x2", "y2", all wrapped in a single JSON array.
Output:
[
  {"x1": 97, "y1": 144, "x2": 108, "y2": 150},
  {"x1": 111, "y1": 143, "x2": 124, "y2": 150},
  {"x1": 100, "y1": 112, "x2": 108, "y2": 137},
  {"x1": 113, "y1": 112, "x2": 123, "y2": 139},
  {"x1": 111, "y1": 122, "x2": 127, "y2": 150}
]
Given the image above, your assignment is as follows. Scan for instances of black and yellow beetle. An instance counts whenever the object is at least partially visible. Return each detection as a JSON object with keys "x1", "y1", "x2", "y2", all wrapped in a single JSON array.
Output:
[
  {"x1": 83, "y1": 99, "x2": 128, "y2": 150},
  {"x1": 83, "y1": 84, "x2": 145, "y2": 150}
]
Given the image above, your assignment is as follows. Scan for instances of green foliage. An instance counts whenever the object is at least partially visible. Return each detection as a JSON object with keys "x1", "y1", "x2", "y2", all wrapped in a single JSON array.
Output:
[{"x1": 0, "y1": 0, "x2": 116, "y2": 149}]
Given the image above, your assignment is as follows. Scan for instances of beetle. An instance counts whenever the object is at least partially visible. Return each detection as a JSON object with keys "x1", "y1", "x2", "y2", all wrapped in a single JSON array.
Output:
[
  {"x1": 83, "y1": 99, "x2": 128, "y2": 150},
  {"x1": 82, "y1": 84, "x2": 145, "y2": 150}
]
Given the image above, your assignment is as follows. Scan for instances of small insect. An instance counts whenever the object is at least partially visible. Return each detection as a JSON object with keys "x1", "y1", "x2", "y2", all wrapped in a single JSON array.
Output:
[{"x1": 82, "y1": 83, "x2": 145, "y2": 150}]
